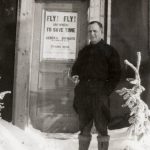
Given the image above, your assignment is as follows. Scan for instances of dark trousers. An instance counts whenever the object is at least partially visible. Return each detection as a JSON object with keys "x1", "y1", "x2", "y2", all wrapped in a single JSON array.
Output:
[{"x1": 74, "y1": 81, "x2": 110, "y2": 136}]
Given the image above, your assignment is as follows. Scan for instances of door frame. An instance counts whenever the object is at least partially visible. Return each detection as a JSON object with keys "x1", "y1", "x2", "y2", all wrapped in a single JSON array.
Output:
[{"x1": 13, "y1": 0, "x2": 106, "y2": 129}]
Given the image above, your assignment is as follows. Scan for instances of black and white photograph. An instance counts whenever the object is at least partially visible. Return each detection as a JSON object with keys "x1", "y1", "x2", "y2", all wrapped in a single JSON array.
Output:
[{"x1": 0, "y1": 0, "x2": 150, "y2": 150}]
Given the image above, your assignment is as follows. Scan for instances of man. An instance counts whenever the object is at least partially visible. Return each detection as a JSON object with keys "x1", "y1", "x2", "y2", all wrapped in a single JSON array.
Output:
[{"x1": 71, "y1": 21, "x2": 121, "y2": 150}]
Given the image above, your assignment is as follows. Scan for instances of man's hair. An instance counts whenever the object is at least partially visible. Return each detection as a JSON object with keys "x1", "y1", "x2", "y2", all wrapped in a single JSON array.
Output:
[{"x1": 88, "y1": 21, "x2": 103, "y2": 29}]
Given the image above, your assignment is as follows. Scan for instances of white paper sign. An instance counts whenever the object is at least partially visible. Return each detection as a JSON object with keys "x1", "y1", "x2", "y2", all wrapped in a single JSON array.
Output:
[{"x1": 41, "y1": 11, "x2": 78, "y2": 60}]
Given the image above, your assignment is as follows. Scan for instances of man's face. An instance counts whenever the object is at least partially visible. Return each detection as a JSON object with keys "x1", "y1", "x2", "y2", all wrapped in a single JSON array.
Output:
[{"x1": 88, "y1": 23, "x2": 102, "y2": 44}]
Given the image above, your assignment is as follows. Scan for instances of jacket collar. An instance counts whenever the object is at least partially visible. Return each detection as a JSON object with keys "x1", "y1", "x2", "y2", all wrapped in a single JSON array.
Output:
[{"x1": 90, "y1": 39, "x2": 105, "y2": 46}]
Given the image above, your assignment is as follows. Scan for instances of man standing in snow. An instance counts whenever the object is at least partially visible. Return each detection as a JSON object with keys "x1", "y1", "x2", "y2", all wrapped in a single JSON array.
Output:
[{"x1": 71, "y1": 21, "x2": 121, "y2": 150}]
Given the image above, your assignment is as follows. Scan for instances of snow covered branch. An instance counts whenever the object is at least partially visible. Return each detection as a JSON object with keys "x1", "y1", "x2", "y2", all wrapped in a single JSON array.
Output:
[
  {"x1": 116, "y1": 52, "x2": 150, "y2": 141},
  {"x1": 0, "y1": 91, "x2": 11, "y2": 118}
]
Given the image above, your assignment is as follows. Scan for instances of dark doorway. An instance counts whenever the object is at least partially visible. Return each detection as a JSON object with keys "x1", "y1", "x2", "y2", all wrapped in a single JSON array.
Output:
[{"x1": 0, "y1": 0, "x2": 18, "y2": 121}]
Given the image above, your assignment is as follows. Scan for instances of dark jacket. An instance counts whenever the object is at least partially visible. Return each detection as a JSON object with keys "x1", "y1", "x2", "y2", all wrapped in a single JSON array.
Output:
[{"x1": 71, "y1": 39, "x2": 121, "y2": 96}]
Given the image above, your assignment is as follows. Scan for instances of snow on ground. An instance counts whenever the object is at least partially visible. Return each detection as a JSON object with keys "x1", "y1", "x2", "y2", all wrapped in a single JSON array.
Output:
[{"x1": 0, "y1": 119, "x2": 150, "y2": 150}]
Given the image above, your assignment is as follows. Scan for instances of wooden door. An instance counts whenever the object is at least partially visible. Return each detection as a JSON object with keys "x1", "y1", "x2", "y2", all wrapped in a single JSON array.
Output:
[{"x1": 29, "y1": 0, "x2": 89, "y2": 133}]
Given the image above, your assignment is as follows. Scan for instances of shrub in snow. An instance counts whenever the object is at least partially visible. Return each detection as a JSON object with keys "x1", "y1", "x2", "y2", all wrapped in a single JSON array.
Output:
[
  {"x1": 116, "y1": 52, "x2": 150, "y2": 141},
  {"x1": 0, "y1": 90, "x2": 11, "y2": 118}
]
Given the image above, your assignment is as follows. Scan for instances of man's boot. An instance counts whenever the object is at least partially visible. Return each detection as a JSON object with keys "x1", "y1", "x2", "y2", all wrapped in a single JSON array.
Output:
[
  {"x1": 78, "y1": 135, "x2": 91, "y2": 150},
  {"x1": 97, "y1": 135, "x2": 110, "y2": 150}
]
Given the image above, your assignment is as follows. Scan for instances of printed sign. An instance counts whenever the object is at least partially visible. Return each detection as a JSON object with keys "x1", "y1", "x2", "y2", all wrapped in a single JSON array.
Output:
[{"x1": 41, "y1": 11, "x2": 78, "y2": 60}]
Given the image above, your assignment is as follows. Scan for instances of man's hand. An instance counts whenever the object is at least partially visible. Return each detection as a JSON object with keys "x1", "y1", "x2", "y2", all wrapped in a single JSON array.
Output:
[{"x1": 71, "y1": 75, "x2": 80, "y2": 85}]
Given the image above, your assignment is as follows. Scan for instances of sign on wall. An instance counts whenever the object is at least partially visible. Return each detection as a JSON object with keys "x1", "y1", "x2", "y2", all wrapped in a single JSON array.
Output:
[{"x1": 41, "y1": 11, "x2": 78, "y2": 60}]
